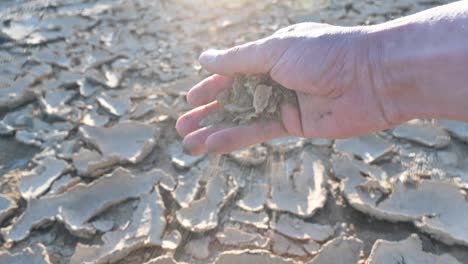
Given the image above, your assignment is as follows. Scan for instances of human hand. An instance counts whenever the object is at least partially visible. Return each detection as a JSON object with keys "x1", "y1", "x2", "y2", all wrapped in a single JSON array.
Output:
[{"x1": 176, "y1": 22, "x2": 400, "y2": 155}]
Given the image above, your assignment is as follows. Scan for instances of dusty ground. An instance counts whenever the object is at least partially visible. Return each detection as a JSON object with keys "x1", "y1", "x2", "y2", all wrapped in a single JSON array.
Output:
[{"x1": 1, "y1": 0, "x2": 468, "y2": 263}]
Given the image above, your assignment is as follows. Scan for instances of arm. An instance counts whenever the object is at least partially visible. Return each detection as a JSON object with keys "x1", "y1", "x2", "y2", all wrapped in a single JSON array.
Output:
[{"x1": 370, "y1": 0, "x2": 468, "y2": 123}]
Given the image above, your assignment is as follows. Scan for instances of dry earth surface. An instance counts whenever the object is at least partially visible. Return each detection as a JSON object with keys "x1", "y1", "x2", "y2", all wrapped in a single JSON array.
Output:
[{"x1": 0, "y1": 0, "x2": 468, "y2": 263}]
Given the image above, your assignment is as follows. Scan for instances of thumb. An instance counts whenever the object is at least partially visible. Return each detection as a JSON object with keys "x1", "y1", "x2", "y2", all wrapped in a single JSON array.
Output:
[{"x1": 199, "y1": 37, "x2": 288, "y2": 76}]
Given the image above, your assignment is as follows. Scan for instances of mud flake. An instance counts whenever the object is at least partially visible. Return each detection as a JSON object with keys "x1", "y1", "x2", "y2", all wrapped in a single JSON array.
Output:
[
  {"x1": 0, "y1": 76, "x2": 36, "y2": 110},
  {"x1": 79, "y1": 121, "x2": 157, "y2": 164},
  {"x1": 305, "y1": 236, "x2": 363, "y2": 264},
  {"x1": 78, "y1": 79, "x2": 99, "y2": 97},
  {"x1": 367, "y1": 234, "x2": 460, "y2": 264},
  {"x1": 169, "y1": 142, "x2": 205, "y2": 169},
  {"x1": 70, "y1": 190, "x2": 166, "y2": 264},
  {"x1": 162, "y1": 230, "x2": 182, "y2": 250},
  {"x1": 229, "y1": 209, "x2": 269, "y2": 229},
  {"x1": 0, "y1": 244, "x2": 51, "y2": 264},
  {"x1": 176, "y1": 172, "x2": 237, "y2": 232},
  {"x1": 200, "y1": 75, "x2": 297, "y2": 126},
  {"x1": 267, "y1": 152, "x2": 327, "y2": 217},
  {"x1": 171, "y1": 168, "x2": 203, "y2": 207},
  {"x1": 215, "y1": 250, "x2": 295, "y2": 264},
  {"x1": 269, "y1": 231, "x2": 308, "y2": 257},
  {"x1": 130, "y1": 101, "x2": 157, "y2": 120},
  {"x1": 184, "y1": 236, "x2": 211, "y2": 260},
  {"x1": 18, "y1": 157, "x2": 68, "y2": 199},
  {"x1": 0, "y1": 121, "x2": 15, "y2": 136},
  {"x1": 334, "y1": 134, "x2": 394, "y2": 163},
  {"x1": 303, "y1": 241, "x2": 321, "y2": 255},
  {"x1": 96, "y1": 92, "x2": 131, "y2": 117},
  {"x1": 104, "y1": 69, "x2": 121, "y2": 88},
  {"x1": 216, "y1": 227, "x2": 270, "y2": 248},
  {"x1": 237, "y1": 182, "x2": 268, "y2": 211},
  {"x1": 253, "y1": 84, "x2": 272, "y2": 113},
  {"x1": 392, "y1": 120, "x2": 450, "y2": 148},
  {"x1": 2, "y1": 167, "x2": 172, "y2": 242},
  {"x1": 144, "y1": 256, "x2": 179, "y2": 264},
  {"x1": 2, "y1": 104, "x2": 34, "y2": 128},
  {"x1": 0, "y1": 194, "x2": 17, "y2": 224},
  {"x1": 38, "y1": 88, "x2": 76, "y2": 118},
  {"x1": 439, "y1": 120, "x2": 468, "y2": 144},
  {"x1": 271, "y1": 214, "x2": 334, "y2": 242},
  {"x1": 333, "y1": 156, "x2": 468, "y2": 246},
  {"x1": 237, "y1": 170, "x2": 268, "y2": 212},
  {"x1": 90, "y1": 218, "x2": 114, "y2": 233},
  {"x1": 81, "y1": 110, "x2": 109, "y2": 127},
  {"x1": 15, "y1": 130, "x2": 42, "y2": 147},
  {"x1": 72, "y1": 148, "x2": 116, "y2": 177}
]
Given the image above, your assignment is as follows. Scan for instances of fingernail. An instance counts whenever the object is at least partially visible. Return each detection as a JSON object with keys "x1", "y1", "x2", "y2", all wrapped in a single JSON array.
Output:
[{"x1": 199, "y1": 49, "x2": 221, "y2": 65}]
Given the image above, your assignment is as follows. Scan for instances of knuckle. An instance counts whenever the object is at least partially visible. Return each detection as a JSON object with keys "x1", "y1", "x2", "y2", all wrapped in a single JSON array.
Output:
[{"x1": 227, "y1": 46, "x2": 241, "y2": 59}]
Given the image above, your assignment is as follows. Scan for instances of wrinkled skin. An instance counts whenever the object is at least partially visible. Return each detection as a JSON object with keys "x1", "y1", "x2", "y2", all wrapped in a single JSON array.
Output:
[{"x1": 176, "y1": 23, "x2": 392, "y2": 155}]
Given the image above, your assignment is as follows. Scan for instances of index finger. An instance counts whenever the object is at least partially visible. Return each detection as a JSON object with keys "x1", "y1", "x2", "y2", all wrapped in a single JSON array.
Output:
[
  {"x1": 186, "y1": 74, "x2": 233, "y2": 107},
  {"x1": 205, "y1": 121, "x2": 289, "y2": 154}
]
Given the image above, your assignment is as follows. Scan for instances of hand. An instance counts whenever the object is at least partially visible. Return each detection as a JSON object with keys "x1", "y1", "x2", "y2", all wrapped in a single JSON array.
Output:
[{"x1": 176, "y1": 22, "x2": 399, "y2": 155}]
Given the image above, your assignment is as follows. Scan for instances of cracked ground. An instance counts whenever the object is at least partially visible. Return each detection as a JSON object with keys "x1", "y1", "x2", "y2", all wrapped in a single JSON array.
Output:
[{"x1": 1, "y1": 0, "x2": 468, "y2": 263}]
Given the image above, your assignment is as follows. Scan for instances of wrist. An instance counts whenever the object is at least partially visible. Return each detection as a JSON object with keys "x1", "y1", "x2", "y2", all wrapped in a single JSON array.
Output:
[
  {"x1": 364, "y1": 22, "x2": 422, "y2": 124},
  {"x1": 350, "y1": 24, "x2": 414, "y2": 126},
  {"x1": 364, "y1": 3, "x2": 468, "y2": 123}
]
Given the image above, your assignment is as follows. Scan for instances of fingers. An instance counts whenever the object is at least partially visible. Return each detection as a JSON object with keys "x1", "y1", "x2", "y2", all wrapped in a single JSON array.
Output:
[
  {"x1": 199, "y1": 37, "x2": 289, "y2": 76},
  {"x1": 175, "y1": 101, "x2": 219, "y2": 137},
  {"x1": 186, "y1": 74, "x2": 233, "y2": 107},
  {"x1": 182, "y1": 126, "x2": 226, "y2": 156},
  {"x1": 177, "y1": 102, "x2": 298, "y2": 155},
  {"x1": 205, "y1": 121, "x2": 288, "y2": 154}
]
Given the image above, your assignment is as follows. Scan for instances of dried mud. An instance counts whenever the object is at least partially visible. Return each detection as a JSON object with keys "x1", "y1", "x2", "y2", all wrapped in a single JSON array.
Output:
[
  {"x1": 1, "y1": 0, "x2": 467, "y2": 264},
  {"x1": 200, "y1": 75, "x2": 298, "y2": 126}
]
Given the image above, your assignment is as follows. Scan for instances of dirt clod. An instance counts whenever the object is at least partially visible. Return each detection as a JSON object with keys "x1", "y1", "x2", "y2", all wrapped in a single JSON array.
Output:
[{"x1": 200, "y1": 75, "x2": 298, "y2": 126}]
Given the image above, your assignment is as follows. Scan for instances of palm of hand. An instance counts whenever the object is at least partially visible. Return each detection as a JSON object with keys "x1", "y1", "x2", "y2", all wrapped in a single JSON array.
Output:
[{"x1": 270, "y1": 24, "x2": 391, "y2": 139}]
